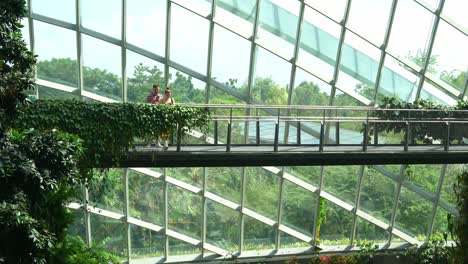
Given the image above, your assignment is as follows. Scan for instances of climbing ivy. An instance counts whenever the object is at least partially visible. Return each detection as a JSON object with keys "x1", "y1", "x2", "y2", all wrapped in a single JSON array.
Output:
[
  {"x1": 371, "y1": 97, "x2": 468, "y2": 144},
  {"x1": 10, "y1": 99, "x2": 210, "y2": 171},
  {"x1": 450, "y1": 167, "x2": 468, "y2": 263}
]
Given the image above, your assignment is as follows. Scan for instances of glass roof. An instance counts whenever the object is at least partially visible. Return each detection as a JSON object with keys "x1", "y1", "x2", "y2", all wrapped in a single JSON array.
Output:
[{"x1": 24, "y1": 0, "x2": 467, "y2": 262}]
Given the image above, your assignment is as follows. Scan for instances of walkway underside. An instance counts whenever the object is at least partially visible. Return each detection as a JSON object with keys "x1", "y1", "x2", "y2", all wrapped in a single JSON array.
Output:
[{"x1": 117, "y1": 145, "x2": 468, "y2": 167}]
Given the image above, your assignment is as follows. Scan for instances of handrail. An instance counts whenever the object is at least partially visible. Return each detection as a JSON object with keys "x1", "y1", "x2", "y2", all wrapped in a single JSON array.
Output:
[{"x1": 178, "y1": 103, "x2": 468, "y2": 114}]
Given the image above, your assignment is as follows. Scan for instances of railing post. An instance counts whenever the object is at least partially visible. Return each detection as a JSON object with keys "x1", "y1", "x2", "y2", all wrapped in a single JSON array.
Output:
[
  {"x1": 319, "y1": 121, "x2": 324, "y2": 152},
  {"x1": 214, "y1": 120, "x2": 218, "y2": 145},
  {"x1": 274, "y1": 109, "x2": 280, "y2": 152},
  {"x1": 226, "y1": 108, "x2": 232, "y2": 152},
  {"x1": 445, "y1": 121, "x2": 450, "y2": 151},
  {"x1": 256, "y1": 119, "x2": 260, "y2": 146},
  {"x1": 373, "y1": 122, "x2": 378, "y2": 145},
  {"x1": 297, "y1": 120, "x2": 301, "y2": 145},
  {"x1": 335, "y1": 122, "x2": 340, "y2": 145},
  {"x1": 176, "y1": 125, "x2": 181, "y2": 152},
  {"x1": 404, "y1": 121, "x2": 409, "y2": 152},
  {"x1": 362, "y1": 121, "x2": 368, "y2": 151}
]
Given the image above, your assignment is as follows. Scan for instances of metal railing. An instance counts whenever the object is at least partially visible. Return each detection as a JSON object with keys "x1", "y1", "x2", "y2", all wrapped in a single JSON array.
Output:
[{"x1": 167, "y1": 104, "x2": 468, "y2": 153}]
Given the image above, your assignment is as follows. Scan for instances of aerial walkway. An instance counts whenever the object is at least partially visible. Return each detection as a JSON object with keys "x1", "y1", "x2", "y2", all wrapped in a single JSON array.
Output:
[{"x1": 119, "y1": 105, "x2": 468, "y2": 167}]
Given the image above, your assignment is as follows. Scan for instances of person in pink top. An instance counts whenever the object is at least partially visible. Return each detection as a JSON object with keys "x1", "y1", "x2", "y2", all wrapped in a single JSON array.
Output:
[
  {"x1": 146, "y1": 84, "x2": 162, "y2": 104},
  {"x1": 146, "y1": 84, "x2": 163, "y2": 147}
]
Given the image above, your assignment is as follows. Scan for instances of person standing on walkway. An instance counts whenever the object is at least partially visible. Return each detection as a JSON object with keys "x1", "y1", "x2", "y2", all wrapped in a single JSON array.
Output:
[
  {"x1": 146, "y1": 84, "x2": 163, "y2": 147},
  {"x1": 160, "y1": 87, "x2": 176, "y2": 150}
]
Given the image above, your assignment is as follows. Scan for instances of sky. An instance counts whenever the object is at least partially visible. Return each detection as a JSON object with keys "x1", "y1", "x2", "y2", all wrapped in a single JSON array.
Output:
[{"x1": 23, "y1": 0, "x2": 468, "y2": 102}]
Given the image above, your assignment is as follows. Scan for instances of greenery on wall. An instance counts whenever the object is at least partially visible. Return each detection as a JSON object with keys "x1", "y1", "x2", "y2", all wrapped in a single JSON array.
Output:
[
  {"x1": 11, "y1": 99, "x2": 210, "y2": 170},
  {"x1": 452, "y1": 168, "x2": 468, "y2": 263},
  {"x1": 372, "y1": 97, "x2": 468, "y2": 144}
]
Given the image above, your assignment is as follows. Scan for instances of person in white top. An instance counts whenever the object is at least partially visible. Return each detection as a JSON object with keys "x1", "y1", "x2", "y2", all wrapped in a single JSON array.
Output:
[{"x1": 160, "y1": 87, "x2": 175, "y2": 150}]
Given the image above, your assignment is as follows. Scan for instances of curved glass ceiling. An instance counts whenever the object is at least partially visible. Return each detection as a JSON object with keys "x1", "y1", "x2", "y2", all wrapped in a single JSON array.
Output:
[{"x1": 23, "y1": 0, "x2": 467, "y2": 262}]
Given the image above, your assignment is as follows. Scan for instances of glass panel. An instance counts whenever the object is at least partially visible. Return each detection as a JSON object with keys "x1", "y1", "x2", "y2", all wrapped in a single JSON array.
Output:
[
  {"x1": 280, "y1": 231, "x2": 309, "y2": 249},
  {"x1": 129, "y1": 169, "x2": 164, "y2": 226},
  {"x1": 67, "y1": 210, "x2": 86, "y2": 240},
  {"x1": 394, "y1": 186, "x2": 433, "y2": 241},
  {"x1": 243, "y1": 215, "x2": 275, "y2": 251},
  {"x1": 319, "y1": 202, "x2": 352, "y2": 245},
  {"x1": 293, "y1": 67, "x2": 332, "y2": 105},
  {"x1": 126, "y1": 50, "x2": 165, "y2": 103},
  {"x1": 34, "y1": 21, "x2": 78, "y2": 88},
  {"x1": 208, "y1": 85, "x2": 245, "y2": 104},
  {"x1": 88, "y1": 169, "x2": 124, "y2": 214},
  {"x1": 421, "y1": 80, "x2": 457, "y2": 106},
  {"x1": 82, "y1": 0, "x2": 121, "y2": 39},
  {"x1": 430, "y1": 20, "x2": 468, "y2": 93},
  {"x1": 387, "y1": 0, "x2": 434, "y2": 59},
  {"x1": 170, "y1": 5, "x2": 209, "y2": 74},
  {"x1": 417, "y1": 0, "x2": 440, "y2": 11},
  {"x1": 90, "y1": 214, "x2": 127, "y2": 258},
  {"x1": 432, "y1": 207, "x2": 453, "y2": 240},
  {"x1": 167, "y1": 167, "x2": 203, "y2": 188},
  {"x1": 322, "y1": 166, "x2": 360, "y2": 206},
  {"x1": 33, "y1": 0, "x2": 75, "y2": 23},
  {"x1": 333, "y1": 89, "x2": 367, "y2": 108},
  {"x1": 282, "y1": 180, "x2": 316, "y2": 237},
  {"x1": 206, "y1": 167, "x2": 241, "y2": 204},
  {"x1": 376, "y1": 56, "x2": 419, "y2": 104},
  {"x1": 206, "y1": 201, "x2": 240, "y2": 251},
  {"x1": 20, "y1": 18, "x2": 30, "y2": 50},
  {"x1": 252, "y1": 47, "x2": 291, "y2": 105},
  {"x1": 82, "y1": 35, "x2": 122, "y2": 101},
  {"x1": 354, "y1": 216, "x2": 389, "y2": 243},
  {"x1": 173, "y1": 0, "x2": 211, "y2": 17},
  {"x1": 211, "y1": 25, "x2": 250, "y2": 87},
  {"x1": 304, "y1": 0, "x2": 346, "y2": 22},
  {"x1": 168, "y1": 237, "x2": 200, "y2": 256},
  {"x1": 359, "y1": 167, "x2": 396, "y2": 224},
  {"x1": 284, "y1": 166, "x2": 321, "y2": 187},
  {"x1": 127, "y1": 0, "x2": 166, "y2": 56},
  {"x1": 215, "y1": 0, "x2": 257, "y2": 38},
  {"x1": 245, "y1": 167, "x2": 279, "y2": 220},
  {"x1": 298, "y1": 6, "x2": 340, "y2": 83},
  {"x1": 347, "y1": 0, "x2": 392, "y2": 46},
  {"x1": 257, "y1": 0, "x2": 299, "y2": 59},
  {"x1": 37, "y1": 85, "x2": 79, "y2": 99},
  {"x1": 442, "y1": 0, "x2": 468, "y2": 29},
  {"x1": 130, "y1": 225, "x2": 164, "y2": 259},
  {"x1": 168, "y1": 68, "x2": 206, "y2": 103},
  {"x1": 440, "y1": 164, "x2": 462, "y2": 206},
  {"x1": 168, "y1": 184, "x2": 201, "y2": 239},
  {"x1": 404, "y1": 164, "x2": 441, "y2": 194},
  {"x1": 337, "y1": 31, "x2": 382, "y2": 102}
]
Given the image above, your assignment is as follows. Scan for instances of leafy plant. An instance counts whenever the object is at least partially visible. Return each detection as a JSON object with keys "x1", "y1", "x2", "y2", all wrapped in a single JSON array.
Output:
[
  {"x1": 54, "y1": 236, "x2": 120, "y2": 264},
  {"x1": 0, "y1": 0, "x2": 36, "y2": 119},
  {"x1": 370, "y1": 97, "x2": 468, "y2": 144},
  {"x1": 451, "y1": 167, "x2": 468, "y2": 263},
  {"x1": 11, "y1": 99, "x2": 211, "y2": 172},
  {"x1": 0, "y1": 129, "x2": 83, "y2": 263}
]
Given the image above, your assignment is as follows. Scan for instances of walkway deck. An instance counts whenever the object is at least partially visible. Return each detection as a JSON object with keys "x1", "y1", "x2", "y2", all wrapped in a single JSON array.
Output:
[{"x1": 119, "y1": 144, "x2": 468, "y2": 167}]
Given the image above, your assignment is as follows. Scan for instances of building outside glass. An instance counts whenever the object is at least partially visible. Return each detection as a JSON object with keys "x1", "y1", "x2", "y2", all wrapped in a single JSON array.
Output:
[{"x1": 22, "y1": 0, "x2": 467, "y2": 262}]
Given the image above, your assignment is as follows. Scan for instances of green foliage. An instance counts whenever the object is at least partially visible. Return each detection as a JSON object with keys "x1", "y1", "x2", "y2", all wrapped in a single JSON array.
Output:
[
  {"x1": 405, "y1": 239, "x2": 453, "y2": 264},
  {"x1": 451, "y1": 168, "x2": 468, "y2": 263},
  {"x1": 315, "y1": 198, "x2": 327, "y2": 243},
  {"x1": 372, "y1": 97, "x2": 468, "y2": 144},
  {"x1": 0, "y1": 129, "x2": 83, "y2": 263},
  {"x1": 55, "y1": 236, "x2": 120, "y2": 264},
  {"x1": 0, "y1": 0, "x2": 36, "y2": 120},
  {"x1": 11, "y1": 99, "x2": 211, "y2": 170}
]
